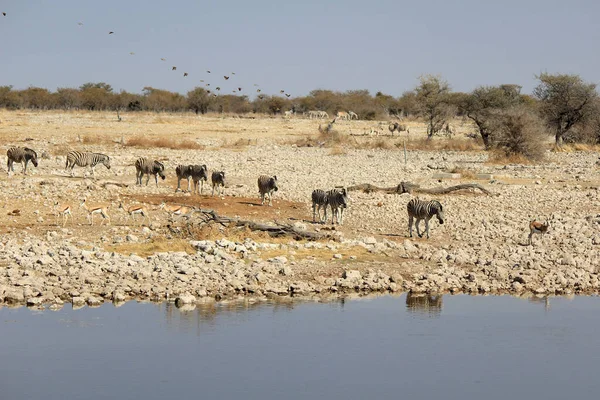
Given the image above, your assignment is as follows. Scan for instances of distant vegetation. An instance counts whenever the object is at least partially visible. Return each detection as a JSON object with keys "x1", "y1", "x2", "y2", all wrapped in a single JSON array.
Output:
[{"x1": 1, "y1": 73, "x2": 599, "y2": 158}]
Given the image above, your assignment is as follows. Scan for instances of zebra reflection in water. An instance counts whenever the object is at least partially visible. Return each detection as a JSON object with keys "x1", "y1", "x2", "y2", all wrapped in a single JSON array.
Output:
[{"x1": 405, "y1": 293, "x2": 443, "y2": 317}]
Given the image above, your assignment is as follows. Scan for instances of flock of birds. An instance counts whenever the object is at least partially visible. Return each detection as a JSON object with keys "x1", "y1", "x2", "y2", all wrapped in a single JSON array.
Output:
[{"x1": 2, "y1": 11, "x2": 293, "y2": 99}]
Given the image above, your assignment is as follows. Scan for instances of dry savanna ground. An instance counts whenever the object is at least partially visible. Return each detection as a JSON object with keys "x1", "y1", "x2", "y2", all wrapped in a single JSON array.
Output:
[{"x1": 1, "y1": 109, "x2": 600, "y2": 305}]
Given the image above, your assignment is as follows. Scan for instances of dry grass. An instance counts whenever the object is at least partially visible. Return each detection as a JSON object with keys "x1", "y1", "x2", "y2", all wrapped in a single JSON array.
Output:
[
  {"x1": 81, "y1": 134, "x2": 115, "y2": 145},
  {"x1": 486, "y1": 151, "x2": 534, "y2": 165},
  {"x1": 404, "y1": 137, "x2": 483, "y2": 151},
  {"x1": 219, "y1": 138, "x2": 255, "y2": 149},
  {"x1": 447, "y1": 166, "x2": 476, "y2": 179},
  {"x1": 329, "y1": 146, "x2": 347, "y2": 156},
  {"x1": 105, "y1": 238, "x2": 195, "y2": 257},
  {"x1": 554, "y1": 143, "x2": 600, "y2": 152},
  {"x1": 125, "y1": 136, "x2": 205, "y2": 150}
]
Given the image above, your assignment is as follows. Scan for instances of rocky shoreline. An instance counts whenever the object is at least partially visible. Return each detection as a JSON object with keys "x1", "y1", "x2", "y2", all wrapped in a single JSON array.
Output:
[{"x1": 2, "y1": 224, "x2": 600, "y2": 310}]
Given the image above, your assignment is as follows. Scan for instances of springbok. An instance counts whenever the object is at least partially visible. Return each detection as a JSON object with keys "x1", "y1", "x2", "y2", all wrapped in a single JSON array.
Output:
[
  {"x1": 336, "y1": 111, "x2": 349, "y2": 121},
  {"x1": 79, "y1": 199, "x2": 110, "y2": 226},
  {"x1": 53, "y1": 201, "x2": 72, "y2": 227},
  {"x1": 528, "y1": 220, "x2": 549, "y2": 246},
  {"x1": 118, "y1": 202, "x2": 149, "y2": 225}
]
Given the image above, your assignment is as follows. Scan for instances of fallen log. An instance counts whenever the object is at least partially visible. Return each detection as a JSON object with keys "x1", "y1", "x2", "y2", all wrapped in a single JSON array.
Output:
[
  {"x1": 190, "y1": 208, "x2": 329, "y2": 240},
  {"x1": 347, "y1": 181, "x2": 493, "y2": 196}
]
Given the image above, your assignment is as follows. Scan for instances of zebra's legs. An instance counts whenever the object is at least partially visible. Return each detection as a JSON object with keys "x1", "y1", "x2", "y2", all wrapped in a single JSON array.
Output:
[
  {"x1": 22, "y1": 160, "x2": 28, "y2": 175},
  {"x1": 339, "y1": 208, "x2": 344, "y2": 225},
  {"x1": 312, "y1": 204, "x2": 318, "y2": 222},
  {"x1": 187, "y1": 177, "x2": 192, "y2": 192},
  {"x1": 424, "y1": 218, "x2": 430, "y2": 239},
  {"x1": 408, "y1": 215, "x2": 414, "y2": 237},
  {"x1": 415, "y1": 219, "x2": 423, "y2": 238}
]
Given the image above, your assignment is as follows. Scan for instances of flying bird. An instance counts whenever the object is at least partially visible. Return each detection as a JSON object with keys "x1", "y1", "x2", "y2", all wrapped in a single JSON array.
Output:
[
  {"x1": 207, "y1": 70, "x2": 211, "y2": 73},
  {"x1": 285, "y1": 94, "x2": 291, "y2": 98},
  {"x1": 109, "y1": 31, "x2": 114, "y2": 34},
  {"x1": 254, "y1": 84, "x2": 259, "y2": 86},
  {"x1": 257, "y1": 89, "x2": 261, "y2": 93},
  {"x1": 216, "y1": 87, "x2": 221, "y2": 91},
  {"x1": 224, "y1": 76, "x2": 229, "y2": 80},
  {"x1": 258, "y1": 95, "x2": 264, "y2": 100},
  {"x1": 172, "y1": 66, "x2": 177, "y2": 70},
  {"x1": 200, "y1": 80, "x2": 204, "y2": 82},
  {"x1": 280, "y1": 90, "x2": 285, "y2": 93},
  {"x1": 161, "y1": 58, "x2": 166, "y2": 61},
  {"x1": 231, "y1": 72, "x2": 236, "y2": 75},
  {"x1": 3, "y1": 12, "x2": 7, "y2": 16},
  {"x1": 205, "y1": 83, "x2": 210, "y2": 86},
  {"x1": 77, "y1": 22, "x2": 83, "y2": 26},
  {"x1": 238, "y1": 87, "x2": 242, "y2": 91},
  {"x1": 183, "y1": 72, "x2": 188, "y2": 77},
  {"x1": 129, "y1": 52, "x2": 135, "y2": 55},
  {"x1": 207, "y1": 90, "x2": 211, "y2": 94}
]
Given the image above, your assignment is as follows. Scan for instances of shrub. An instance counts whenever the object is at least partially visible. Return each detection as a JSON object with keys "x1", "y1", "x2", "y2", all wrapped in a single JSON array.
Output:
[{"x1": 488, "y1": 108, "x2": 548, "y2": 161}]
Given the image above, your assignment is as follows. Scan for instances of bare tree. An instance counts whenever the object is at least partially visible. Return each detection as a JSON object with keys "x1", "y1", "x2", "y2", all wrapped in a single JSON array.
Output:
[
  {"x1": 489, "y1": 107, "x2": 548, "y2": 161},
  {"x1": 533, "y1": 73, "x2": 598, "y2": 146},
  {"x1": 414, "y1": 75, "x2": 455, "y2": 138}
]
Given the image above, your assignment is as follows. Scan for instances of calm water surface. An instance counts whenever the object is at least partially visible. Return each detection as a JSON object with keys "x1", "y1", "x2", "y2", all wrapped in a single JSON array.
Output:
[{"x1": 1, "y1": 294, "x2": 600, "y2": 400}]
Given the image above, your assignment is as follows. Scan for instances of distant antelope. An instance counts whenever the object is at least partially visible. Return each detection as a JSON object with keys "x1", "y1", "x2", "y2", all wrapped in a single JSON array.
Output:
[
  {"x1": 159, "y1": 202, "x2": 193, "y2": 221},
  {"x1": 79, "y1": 199, "x2": 110, "y2": 226},
  {"x1": 118, "y1": 202, "x2": 149, "y2": 225},
  {"x1": 528, "y1": 220, "x2": 549, "y2": 246},
  {"x1": 284, "y1": 110, "x2": 295, "y2": 118},
  {"x1": 336, "y1": 111, "x2": 349, "y2": 121},
  {"x1": 348, "y1": 111, "x2": 359, "y2": 120},
  {"x1": 53, "y1": 201, "x2": 72, "y2": 227}
]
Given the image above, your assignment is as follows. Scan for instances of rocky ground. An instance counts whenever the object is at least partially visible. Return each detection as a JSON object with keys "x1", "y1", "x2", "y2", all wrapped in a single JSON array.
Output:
[{"x1": 1, "y1": 110, "x2": 599, "y2": 309}]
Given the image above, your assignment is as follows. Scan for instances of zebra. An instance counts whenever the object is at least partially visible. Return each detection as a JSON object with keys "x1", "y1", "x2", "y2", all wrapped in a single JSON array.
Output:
[
  {"x1": 65, "y1": 151, "x2": 111, "y2": 178},
  {"x1": 348, "y1": 111, "x2": 359, "y2": 120},
  {"x1": 191, "y1": 164, "x2": 208, "y2": 195},
  {"x1": 284, "y1": 110, "x2": 295, "y2": 118},
  {"x1": 407, "y1": 198, "x2": 444, "y2": 239},
  {"x1": 311, "y1": 189, "x2": 328, "y2": 223},
  {"x1": 135, "y1": 157, "x2": 165, "y2": 187},
  {"x1": 175, "y1": 164, "x2": 193, "y2": 192},
  {"x1": 258, "y1": 175, "x2": 278, "y2": 206},
  {"x1": 326, "y1": 188, "x2": 348, "y2": 225},
  {"x1": 318, "y1": 111, "x2": 329, "y2": 119},
  {"x1": 211, "y1": 171, "x2": 226, "y2": 196},
  {"x1": 7, "y1": 146, "x2": 38, "y2": 176}
]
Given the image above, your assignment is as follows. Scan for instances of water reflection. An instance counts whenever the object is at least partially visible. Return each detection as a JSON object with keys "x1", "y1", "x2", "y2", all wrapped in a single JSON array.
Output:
[{"x1": 405, "y1": 293, "x2": 443, "y2": 317}]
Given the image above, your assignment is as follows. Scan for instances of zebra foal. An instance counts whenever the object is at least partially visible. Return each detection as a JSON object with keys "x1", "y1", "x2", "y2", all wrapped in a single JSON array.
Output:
[
  {"x1": 135, "y1": 157, "x2": 165, "y2": 187},
  {"x1": 407, "y1": 198, "x2": 444, "y2": 239},
  {"x1": 7, "y1": 147, "x2": 38, "y2": 175},
  {"x1": 211, "y1": 171, "x2": 226, "y2": 196},
  {"x1": 65, "y1": 151, "x2": 111, "y2": 178},
  {"x1": 258, "y1": 175, "x2": 278, "y2": 206},
  {"x1": 191, "y1": 165, "x2": 208, "y2": 195}
]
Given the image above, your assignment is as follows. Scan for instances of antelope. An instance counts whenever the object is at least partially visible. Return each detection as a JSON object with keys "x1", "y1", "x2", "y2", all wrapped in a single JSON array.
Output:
[
  {"x1": 528, "y1": 220, "x2": 550, "y2": 246},
  {"x1": 53, "y1": 201, "x2": 72, "y2": 227},
  {"x1": 159, "y1": 202, "x2": 194, "y2": 221},
  {"x1": 284, "y1": 110, "x2": 295, "y2": 118},
  {"x1": 79, "y1": 199, "x2": 110, "y2": 226},
  {"x1": 118, "y1": 202, "x2": 149, "y2": 225},
  {"x1": 348, "y1": 111, "x2": 359, "y2": 120},
  {"x1": 336, "y1": 111, "x2": 349, "y2": 121}
]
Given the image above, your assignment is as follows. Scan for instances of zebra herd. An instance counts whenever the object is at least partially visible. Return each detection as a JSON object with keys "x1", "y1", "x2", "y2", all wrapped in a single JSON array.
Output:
[{"x1": 6, "y1": 146, "x2": 448, "y2": 238}]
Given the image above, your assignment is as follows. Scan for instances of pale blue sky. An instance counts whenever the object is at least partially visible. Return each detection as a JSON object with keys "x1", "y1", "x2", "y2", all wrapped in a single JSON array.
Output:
[{"x1": 1, "y1": 0, "x2": 598, "y2": 97}]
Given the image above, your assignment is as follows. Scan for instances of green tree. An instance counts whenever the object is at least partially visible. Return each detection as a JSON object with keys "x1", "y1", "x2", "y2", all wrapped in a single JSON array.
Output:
[
  {"x1": 462, "y1": 85, "x2": 523, "y2": 148},
  {"x1": 533, "y1": 73, "x2": 598, "y2": 146},
  {"x1": 489, "y1": 107, "x2": 548, "y2": 161},
  {"x1": 187, "y1": 87, "x2": 211, "y2": 114},
  {"x1": 414, "y1": 75, "x2": 455, "y2": 138}
]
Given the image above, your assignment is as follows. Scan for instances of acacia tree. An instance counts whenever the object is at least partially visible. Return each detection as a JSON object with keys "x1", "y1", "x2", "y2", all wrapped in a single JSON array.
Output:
[
  {"x1": 462, "y1": 85, "x2": 523, "y2": 148},
  {"x1": 187, "y1": 87, "x2": 211, "y2": 114},
  {"x1": 533, "y1": 73, "x2": 598, "y2": 146},
  {"x1": 414, "y1": 75, "x2": 455, "y2": 138}
]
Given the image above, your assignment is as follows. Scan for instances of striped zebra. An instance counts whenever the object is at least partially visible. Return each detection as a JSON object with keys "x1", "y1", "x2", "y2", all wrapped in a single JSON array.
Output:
[
  {"x1": 65, "y1": 151, "x2": 111, "y2": 178},
  {"x1": 191, "y1": 165, "x2": 208, "y2": 195},
  {"x1": 407, "y1": 198, "x2": 445, "y2": 239},
  {"x1": 7, "y1": 146, "x2": 38, "y2": 176},
  {"x1": 311, "y1": 189, "x2": 328, "y2": 223},
  {"x1": 326, "y1": 188, "x2": 348, "y2": 225},
  {"x1": 211, "y1": 171, "x2": 226, "y2": 196},
  {"x1": 258, "y1": 175, "x2": 278, "y2": 206},
  {"x1": 135, "y1": 157, "x2": 165, "y2": 187},
  {"x1": 175, "y1": 164, "x2": 193, "y2": 192}
]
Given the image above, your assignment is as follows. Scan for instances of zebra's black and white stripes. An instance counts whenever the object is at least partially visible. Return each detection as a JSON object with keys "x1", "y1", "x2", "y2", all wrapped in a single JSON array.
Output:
[
  {"x1": 311, "y1": 189, "x2": 328, "y2": 222},
  {"x1": 65, "y1": 151, "x2": 111, "y2": 178},
  {"x1": 326, "y1": 188, "x2": 348, "y2": 225},
  {"x1": 191, "y1": 165, "x2": 208, "y2": 194},
  {"x1": 135, "y1": 157, "x2": 165, "y2": 187},
  {"x1": 258, "y1": 175, "x2": 278, "y2": 206},
  {"x1": 407, "y1": 198, "x2": 444, "y2": 239},
  {"x1": 7, "y1": 146, "x2": 38, "y2": 175},
  {"x1": 175, "y1": 164, "x2": 193, "y2": 192},
  {"x1": 211, "y1": 171, "x2": 226, "y2": 196}
]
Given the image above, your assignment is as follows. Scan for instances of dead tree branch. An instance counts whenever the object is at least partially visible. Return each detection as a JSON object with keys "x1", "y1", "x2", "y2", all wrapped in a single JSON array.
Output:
[{"x1": 347, "y1": 181, "x2": 493, "y2": 196}]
